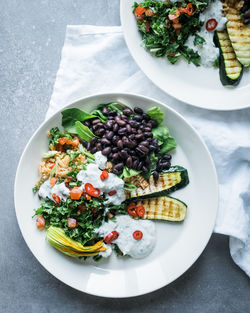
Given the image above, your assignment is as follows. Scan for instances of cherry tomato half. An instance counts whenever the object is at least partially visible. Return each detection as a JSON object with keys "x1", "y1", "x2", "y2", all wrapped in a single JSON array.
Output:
[
  {"x1": 84, "y1": 183, "x2": 101, "y2": 197},
  {"x1": 127, "y1": 203, "x2": 138, "y2": 217},
  {"x1": 206, "y1": 18, "x2": 218, "y2": 31},
  {"x1": 133, "y1": 230, "x2": 143, "y2": 240},
  {"x1": 136, "y1": 206, "x2": 145, "y2": 218},
  {"x1": 52, "y1": 193, "x2": 61, "y2": 204},
  {"x1": 104, "y1": 231, "x2": 119, "y2": 244}
]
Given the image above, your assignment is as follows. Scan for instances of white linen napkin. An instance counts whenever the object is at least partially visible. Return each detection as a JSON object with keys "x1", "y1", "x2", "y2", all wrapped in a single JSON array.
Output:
[{"x1": 47, "y1": 25, "x2": 250, "y2": 276}]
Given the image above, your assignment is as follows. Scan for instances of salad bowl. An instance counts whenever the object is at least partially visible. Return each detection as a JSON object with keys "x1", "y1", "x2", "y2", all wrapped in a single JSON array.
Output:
[{"x1": 14, "y1": 93, "x2": 218, "y2": 297}]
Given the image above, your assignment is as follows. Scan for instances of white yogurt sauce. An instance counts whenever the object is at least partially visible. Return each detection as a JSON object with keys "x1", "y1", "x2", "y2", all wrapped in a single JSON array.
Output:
[
  {"x1": 186, "y1": 0, "x2": 227, "y2": 67},
  {"x1": 94, "y1": 151, "x2": 107, "y2": 170},
  {"x1": 38, "y1": 180, "x2": 70, "y2": 202},
  {"x1": 77, "y1": 164, "x2": 126, "y2": 206},
  {"x1": 95, "y1": 215, "x2": 156, "y2": 259}
]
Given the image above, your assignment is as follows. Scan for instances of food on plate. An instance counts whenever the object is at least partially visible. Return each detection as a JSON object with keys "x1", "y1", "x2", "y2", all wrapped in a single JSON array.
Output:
[
  {"x1": 132, "y1": 0, "x2": 249, "y2": 87},
  {"x1": 33, "y1": 103, "x2": 189, "y2": 260}
]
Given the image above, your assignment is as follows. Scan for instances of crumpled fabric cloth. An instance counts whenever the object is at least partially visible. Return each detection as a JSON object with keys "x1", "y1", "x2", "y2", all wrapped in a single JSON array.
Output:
[{"x1": 47, "y1": 25, "x2": 250, "y2": 276}]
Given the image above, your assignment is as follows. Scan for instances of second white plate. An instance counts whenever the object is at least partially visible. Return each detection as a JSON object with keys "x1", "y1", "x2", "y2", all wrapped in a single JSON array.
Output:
[{"x1": 120, "y1": 0, "x2": 250, "y2": 111}]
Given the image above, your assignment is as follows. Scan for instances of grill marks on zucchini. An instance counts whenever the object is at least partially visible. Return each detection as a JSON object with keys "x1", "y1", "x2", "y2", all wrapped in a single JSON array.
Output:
[
  {"x1": 214, "y1": 30, "x2": 243, "y2": 86},
  {"x1": 126, "y1": 166, "x2": 189, "y2": 200},
  {"x1": 227, "y1": 7, "x2": 250, "y2": 67},
  {"x1": 135, "y1": 196, "x2": 187, "y2": 222}
]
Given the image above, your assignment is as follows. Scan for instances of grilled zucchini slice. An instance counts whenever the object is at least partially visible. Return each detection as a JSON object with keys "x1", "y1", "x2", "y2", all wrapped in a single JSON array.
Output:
[
  {"x1": 214, "y1": 30, "x2": 243, "y2": 86},
  {"x1": 126, "y1": 166, "x2": 189, "y2": 200},
  {"x1": 134, "y1": 196, "x2": 187, "y2": 222},
  {"x1": 227, "y1": 7, "x2": 250, "y2": 67}
]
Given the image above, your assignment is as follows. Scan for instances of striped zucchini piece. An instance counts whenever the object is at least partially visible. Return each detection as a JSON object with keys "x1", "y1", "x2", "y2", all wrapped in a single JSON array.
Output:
[
  {"x1": 126, "y1": 166, "x2": 189, "y2": 199},
  {"x1": 135, "y1": 196, "x2": 187, "y2": 222},
  {"x1": 227, "y1": 7, "x2": 250, "y2": 67}
]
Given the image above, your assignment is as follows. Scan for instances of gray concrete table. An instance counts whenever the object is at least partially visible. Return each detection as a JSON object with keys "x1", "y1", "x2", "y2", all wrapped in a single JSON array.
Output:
[{"x1": 1, "y1": 1, "x2": 249, "y2": 312}]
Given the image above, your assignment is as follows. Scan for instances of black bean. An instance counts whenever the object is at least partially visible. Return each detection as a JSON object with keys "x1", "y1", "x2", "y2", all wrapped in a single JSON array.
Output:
[
  {"x1": 138, "y1": 129, "x2": 143, "y2": 134},
  {"x1": 113, "y1": 123, "x2": 119, "y2": 132},
  {"x1": 126, "y1": 156, "x2": 133, "y2": 168},
  {"x1": 117, "y1": 140, "x2": 123, "y2": 149},
  {"x1": 138, "y1": 145, "x2": 149, "y2": 154},
  {"x1": 116, "y1": 119, "x2": 126, "y2": 127},
  {"x1": 84, "y1": 120, "x2": 91, "y2": 127},
  {"x1": 152, "y1": 138, "x2": 158, "y2": 146},
  {"x1": 105, "y1": 120, "x2": 113, "y2": 130},
  {"x1": 129, "y1": 120, "x2": 138, "y2": 128},
  {"x1": 162, "y1": 154, "x2": 172, "y2": 161},
  {"x1": 126, "y1": 124, "x2": 132, "y2": 133},
  {"x1": 91, "y1": 147, "x2": 97, "y2": 154},
  {"x1": 108, "y1": 152, "x2": 113, "y2": 159},
  {"x1": 102, "y1": 106, "x2": 109, "y2": 116},
  {"x1": 130, "y1": 141, "x2": 137, "y2": 148},
  {"x1": 153, "y1": 171, "x2": 159, "y2": 182},
  {"x1": 81, "y1": 140, "x2": 88, "y2": 148},
  {"x1": 137, "y1": 161, "x2": 143, "y2": 170},
  {"x1": 150, "y1": 119, "x2": 158, "y2": 128},
  {"x1": 144, "y1": 132, "x2": 153, "y2": 138},
  {"x1": 113, "y1": 163, "x2": 124, "y2": 171},
  {"x1": 90, "y1": 137, "x2": 97, "y2": 146},
  {"x1": 241, "y1": 4, "x2": 248, "y2": 13},
  {"x1": 106, "y1": 131, "x2": 114, "y2": 140},
  {"x1": 135, "y1": 133, "x2": 144, "y2": 141},
  {"x1": 121, "y1": 115, "x2": 128, "y2": 121},
  {"x1": 112, "y1": 152, "x2": 119, "y2": 160},
  {"x1": 161, "y1": 161, "x2": 171, "y2": 170},
  {"x1": 145, "y1": 155, "x2": 150, "y2": 166},
  {"x1": 142, "y1": 166, "x2": 148, "y2": 173},
  {"x1": 244, "y1": 17, "x2": 250, "y2": 24},
  {"x1": 140, "y1": 140, "x2": 149, "y2": 147},
  {"x1": 142, "y1": 120, "x2": 147, "y2": 126},
  {"x1": 112, "y1": 135, "x2": 119, "y2": 144},
  {"x1": 108, "y1": 116, "x2": 115, "y2": 120},
  {"x1": 134, "y1": 107, "x2": 144, "y2": 114},
  {"x1": 96, "y1": 122, "x2": 103, "y2": 128},
  {"x1": 139, "y1": 125, "x2": 145, "y2": 130},
  {"x1": 120, "y1": 150, "x2": 128, "y2": 159},
  {"x1": 132, "y1": 159, "x2": 139, "y2": 169},
  {"x1": 144, "y1": 127, "x2": 152, "y2": 132},
  {"x1": 102, "y1": 147, "x2": 111, "y2": 156},
  {"x1": 134, "y1": 115, "x2": 143, "y2": 122},
  {"x1": 112, "y1": 147, "x2": 119, "y2": 153},
  {"x1": 101, "y1": 138, "x2": 111, "y2": 146},
  {"x1": 92, "y1": 118, "x2": 101, "y2": 125},
  {"x1": 87, "y1": 142, "x2": 91, "y2": 151},
  {"x1": 142, "y1": 113, "x2": 150, "y2": 121},
  {"x1": 118, "y1": 127, "x2": 127, "y2": 135},
  {"x1": 136, "y1": 147, "x2": 145, "y2": 156},
  {"x1": 92, "y1": 124, "x2": 99, "y2": 131},
  {"x1": 131, "y1": 128, "x2": 137, "y2": 134},
  {"x1": 156, "y1": 163, "x2": 162, "y2": 172},
  {"x1": 149, "y1": 145, "x2": 156, "y2": 151},
  {"x1": 245, "y1": 10, "x2": 250, "y2": 18},
  {"x1": 128, "y1": 134, "x2": 135, "y2": 140},
  {"x1": 123, "y1": 108, "x2": 133, "y2": 116},
  {"x1": 109, "y1": 110, "x2": 117, "y2": 116},
  {"x1": 95, "y1": 128, "x2": 105, "y2": 136},
  {"x1": 130, "y1": 150, "x2": 136, "y2": 156},
  {"x1": 96, "y1": 143, "x2": 102, "y2": 150}
]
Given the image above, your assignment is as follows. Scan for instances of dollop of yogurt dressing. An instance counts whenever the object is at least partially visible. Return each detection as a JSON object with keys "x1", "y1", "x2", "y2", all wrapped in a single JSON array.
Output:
[
  {"x1": 94, "y1": 151, "x2": 107, "y2": 170},
  {"x1": 38, "y1": 180, "x2": 70, "y2": 202},
  {"x1": 76, "y1": 163, "x2": 126, "y2": 206},
  {"x1": 95, "y1": 215, "x2": 156, "y2": 259},
  {"x1": 186, "y1": 1, "x2": 227, "y2": 67}
]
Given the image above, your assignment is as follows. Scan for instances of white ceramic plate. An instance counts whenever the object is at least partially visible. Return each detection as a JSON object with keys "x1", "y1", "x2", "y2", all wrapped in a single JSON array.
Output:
[
  {"x1": 15, "y1": 93, "x2": 218, "y2": 298},
  {"x1": 120, "y1": 0, "x2": 250, "y2": 111}
]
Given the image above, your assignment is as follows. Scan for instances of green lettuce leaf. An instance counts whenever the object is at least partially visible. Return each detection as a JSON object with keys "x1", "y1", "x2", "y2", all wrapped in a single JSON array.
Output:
[
  {"x1": 147, "y1": 106, "x2": 164, "y2": 124},
  {"x1": 152, "y1": 125, "x2": 170, "y2": 145},
  {"x1": 122, "y1": 167, "x2": 141, "y2": 178},
  {"x1": 161, "y1": 137, "x2": 177, "y2": 154},
  {"x1": 75, "y1": 121, "x2": 95, "y2": 142},
  {"x1": 62, "y1": 108, "x2": 97, "y2": 133}
]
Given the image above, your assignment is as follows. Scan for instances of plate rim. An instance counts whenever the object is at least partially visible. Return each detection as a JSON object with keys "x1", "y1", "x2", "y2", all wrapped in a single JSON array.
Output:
[
  {"x1": 120, "y1": 0, "x2": 250, "y2": 111},
  {"x1": 14, "y1": 92, "x2": 219, "y2": 298}
]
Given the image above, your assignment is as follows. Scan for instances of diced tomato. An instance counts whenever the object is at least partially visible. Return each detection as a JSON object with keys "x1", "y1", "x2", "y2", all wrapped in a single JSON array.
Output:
[
  {"x1": 70, "y1": 187, "x2": 83, "y2": 200},
  {"x1": 145, "y1": 8, "x2": 154, "y2": 16},
  {"x1": 173, "y1": 23, "x2": 182, "y2": 30},
  {"x1": 85, "y1": 183, "x2": 100, "y2": 197},
  {"x1": 186, "y1": 3, "x2": 194, "y2": 15},
  {"x1": 50, "y1": 177, "x2": 57, "y2": 187},
  {"x1": 104, "y1": 231, "x2": 119, "y2": 244},
  {"x1": 133, "y1": 230, "x2": 143, "y2": 240},
  {"x1": 136, "y1": 206, "x2": 145, "y2": 218},
  {"x1": 36, "y1": 215, "x2": 45, "y2": 230},
  {"x1": 206, "y1": 18, "x2": 218, "y2": 31},
  {"x1": 108, "y1": 190, "x2": 117, "y2": 196},
  {"x1": 127, "y1": 203, "x2": 138, "y2": 217},
  {"x1": 67, "y1": 218, "x2": 77, "y2": 229},
  {"x1": 48, "y1": 163, "x2": 55, "y2": 169},
  {"x1": 52, "y1": 193, "x2": 60, "y2": 204},
  {"x1": 71, "y1": 137, "x2": 80, "y2": 147},
  {"x1": 58, "y1": 137, "x2": 67, "y2": 145},
  {"x1": 134, "y1": 5, "x2": 146, "y2": 16},
  {"x1": 100, "y1": 170, "x2": 109, "y2": 181}
]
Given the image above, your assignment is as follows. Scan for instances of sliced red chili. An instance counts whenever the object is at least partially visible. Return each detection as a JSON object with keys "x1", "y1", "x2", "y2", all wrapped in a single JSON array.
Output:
[
  {"x1": 206, "y1": 18, "x2": 218, "y2": 31},
  {"x1": 84, "y1": 183, "x2": 100, "y2": 197},
  {"x1": 108, "y1": 190, "x2": 117, "y2": 196},
  {"x1": 100, "y1": 170, "x2": 109, "y2": 181},
  {"x1": 52, "y1": 193, "x2": 60, "y2": 204},
  {"x1": 48, "y1": 163, "x2": 55, "y2": 169},
  {"x1": 186, "y1": 3, "x2": 194, "y2": 15},
  {"x1": 104, "y1": 231, "x2": 119, "y2": 244},
  {"x1": 136, "y1": 206, "x2": 145, "y2": 218},
  {"x1": 133, "y1": 230, "x2": 143, "y2": 240},
  {"x1": 127, "y1": 203, "x2": 138, "y2": 217}
]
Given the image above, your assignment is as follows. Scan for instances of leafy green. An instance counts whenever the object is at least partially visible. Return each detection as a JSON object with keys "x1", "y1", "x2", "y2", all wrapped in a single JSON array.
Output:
[
  {"x1": 152, "y1": 125, "x2": 177, "y2": 153},
  {"x1": 124, "y1": 182, "x2": 137, "y2": 191},
  {"x1": 32, "y1": 186, "x2": 38, "y2": 193},
  {"x1": 62, "y1": 108, "x2": 96, "y2": 133},
  {"x1": 49, "y1": 127, "x2": 72, "y2": 147},
  {"x1": 43, "y1": 151, "x2": 58, "y2": 159},
  {"x1": 194, "y1": 34, "x2": 205, "y2": 46},
  {"x1": 161, "y1": 136, "x2": 177, "y2": 153},
  {"x1": 75, "y1": 121, "x2": 95, "y2": 142},
  {"x1": 121, "y1": 167, "x2": 141, "y2": 178},
  {"x1": 147, "y1": 106, "x2": 164, "y2": 124},
  {"x1": 90, "y1": 109, "x2": 107, "y2": 122}
]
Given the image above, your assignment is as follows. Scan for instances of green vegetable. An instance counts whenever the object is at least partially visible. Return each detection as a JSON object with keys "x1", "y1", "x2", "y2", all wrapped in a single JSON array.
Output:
[
  {"x1": 121, "y1": 167, "x2": 141, "y2": 178},
  {"x1": 136, "y1": 195, "x2": 187, "y2": 222},
  {"x1": 194, "y1": 34, "x2": 205, "y2": 46},
  {"x1": 124, "y1": 182, "x2": 137, "y2": 191},
  {"x1": 90, "y1": 109, "x2": 108, "y2": 122},
  {"x1": 43, "y1": 151, "x2": 58, "y2": 158},
  {"x1": 75, "y1": 121, "x2": 95, "y2": 142},
  {"x1": 49, "y1": 127, "x2": 72, "y2": 147},
  {"x1": 61, "y1": 108, "x2": 97, "y2": 133},
  {"x1": 126, "y1": 166, "x2": 189, "y2": 200},
  {"x1": 214, "y1": 30, "x2": 243, "y2": 87},
  {"x1": 146, "y1": 106, "x2": 164, "y2": 124},
  {"x1": 152, "y1": 124, "x2": 177, "y2": 153}
]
